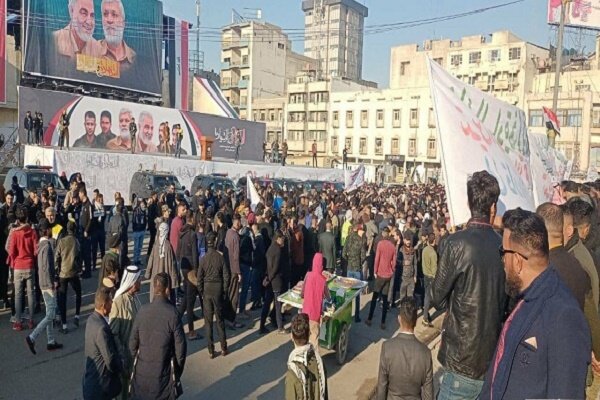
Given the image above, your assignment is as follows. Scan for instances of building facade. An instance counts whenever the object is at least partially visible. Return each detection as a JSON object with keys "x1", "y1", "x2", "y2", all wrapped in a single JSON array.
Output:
[
  {"x1": 302, "y1": 0, "x2": 368, "y2": 81},
  {"x1": 220, "y1": 20, "x2": 315, "y2": 120},
  {"x1": 285, "y1": 72, "x2": 373, "y2": 167}
]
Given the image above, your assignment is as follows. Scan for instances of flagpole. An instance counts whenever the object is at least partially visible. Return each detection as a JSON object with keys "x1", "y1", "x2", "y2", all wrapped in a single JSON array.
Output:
[{"x1": 549, "y1": 0, "x2": 569, "y2": 148}]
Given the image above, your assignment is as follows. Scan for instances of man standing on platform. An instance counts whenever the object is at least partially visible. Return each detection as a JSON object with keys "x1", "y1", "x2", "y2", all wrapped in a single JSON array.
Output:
[
  {"x1": 24, "y1": 111, "x2": 33, "y2": 145},
  {"x1": 129, "y1": 117, "x2": 137, "y2": 154}
]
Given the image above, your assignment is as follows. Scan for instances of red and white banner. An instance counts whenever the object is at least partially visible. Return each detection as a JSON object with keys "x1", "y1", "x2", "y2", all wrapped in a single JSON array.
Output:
[
  {"x1": 0, "y1": 0, "x2": 6, "y2": 104},
  {"x1": 175, "y1": 20, "x2": 190, "y2": 110}
]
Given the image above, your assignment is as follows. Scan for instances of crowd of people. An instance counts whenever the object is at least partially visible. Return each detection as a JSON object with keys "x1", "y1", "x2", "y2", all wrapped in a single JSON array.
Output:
[{"x1": 2, "y1": 168, "x2": 600, "y2": 399}]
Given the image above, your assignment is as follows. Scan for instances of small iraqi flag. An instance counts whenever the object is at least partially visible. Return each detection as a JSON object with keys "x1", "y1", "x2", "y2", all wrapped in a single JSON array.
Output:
[{"x1": 543, "y1": 106, "x2": 560, "y2": 136}]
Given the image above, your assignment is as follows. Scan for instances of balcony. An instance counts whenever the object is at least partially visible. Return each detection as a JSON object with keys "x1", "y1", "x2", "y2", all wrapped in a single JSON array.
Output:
[
  {"x1": 221, "y1": 61, "x2": 230, "y2": 70},
  {"x1": 239, "y1": 102, "x2": 248, "y2": 110},
  {"x1": 238, "y1": 79, "x2": 249, "y2": 89},
  {"x1": 427, "y1": 150, "x2": 437, "y2": 159}
]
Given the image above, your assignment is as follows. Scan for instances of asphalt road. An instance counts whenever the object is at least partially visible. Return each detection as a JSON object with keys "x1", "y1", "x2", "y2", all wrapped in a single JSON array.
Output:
[{"x1": 0, "y1": 237, "x2": 443, "y2": 400}]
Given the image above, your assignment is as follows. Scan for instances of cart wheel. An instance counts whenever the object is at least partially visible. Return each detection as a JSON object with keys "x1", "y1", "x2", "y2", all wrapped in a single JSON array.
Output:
[{"x1": 336, "y1": 323, "x2": 349, "y2": 365}]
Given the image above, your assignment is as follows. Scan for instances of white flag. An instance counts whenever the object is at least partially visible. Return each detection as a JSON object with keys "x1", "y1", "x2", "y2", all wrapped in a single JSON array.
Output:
[
  {"x1": 345, "y1": 165, "x2": 365, "y2": 192},
  {"x1": 246, "y1": 175, "x2": 261, "y2": 212}
]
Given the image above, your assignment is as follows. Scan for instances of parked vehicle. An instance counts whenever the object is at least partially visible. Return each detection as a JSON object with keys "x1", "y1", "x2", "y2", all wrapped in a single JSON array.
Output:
[
  {"x1": 4, "y1": 165, "x2": 68, "y2": 200},
  {"x1": 190, "y1": 173, "x2": 237, "y2": 194},
  {"x1": 129, "y1": 170, "x2": 185, "y2": 200}
]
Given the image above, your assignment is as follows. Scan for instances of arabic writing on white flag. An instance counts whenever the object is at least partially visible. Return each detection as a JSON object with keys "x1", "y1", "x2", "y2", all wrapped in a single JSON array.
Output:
[
  {"x1": 427, "y1": 57, "x2": 534, "y2": 225},
  {"x1": 345, "y1": 165, "x2": 365, "y2": 192}
]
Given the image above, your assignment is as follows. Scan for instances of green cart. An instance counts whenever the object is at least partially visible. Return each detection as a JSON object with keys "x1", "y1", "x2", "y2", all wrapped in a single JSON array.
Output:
[{"x1": 278, "y1": 277, "x2": 367, "y2": 365}]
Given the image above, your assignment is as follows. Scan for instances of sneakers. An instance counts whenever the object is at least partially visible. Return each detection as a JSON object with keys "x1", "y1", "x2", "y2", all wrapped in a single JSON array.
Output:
[
  {"x1": 74, "y1": 316, "x2": 80, "y2": 328},
  {"x1": 25, "y1": 336, "x2": 36, "y2": 355},
  {"x1": 47, "y1": 342, "x2": 63, "y2": 351},
  {"x1": 12, "y1": 321, "x2": 23, "y2": 331}
]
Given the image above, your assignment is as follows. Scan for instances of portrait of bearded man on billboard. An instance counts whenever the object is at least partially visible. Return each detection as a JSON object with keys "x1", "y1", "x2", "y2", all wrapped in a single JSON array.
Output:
[
  {"x1": 53, "y1": 0, "x2": 103, "y2": 58},
  {"x1": 98, "y1": 0, "x2": 136, "y2": 68}
]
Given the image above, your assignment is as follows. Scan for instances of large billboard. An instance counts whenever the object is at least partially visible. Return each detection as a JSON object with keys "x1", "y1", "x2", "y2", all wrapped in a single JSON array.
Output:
[
  {"x1": 18, "y1": 86, "x2": 265, "y2": 161},
  {"x1": 23, "y1": 0, "x2": 163, "y2": 95},
  {"x1": 548, "y1": 0, "x2": 600, "y2": 30}
]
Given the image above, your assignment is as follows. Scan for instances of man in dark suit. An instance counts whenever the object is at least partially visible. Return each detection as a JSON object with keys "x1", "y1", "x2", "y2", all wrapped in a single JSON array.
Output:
[
  {"x1": 480, "y1": 209, "x2": 590, "y2": 399},
  {"x1": 377, "y1": 297, "x2": 433, "y2": 400},
  {"x1": 318, "y1": 220, "x2": 337, "y2": 272},
  {"x1": 82, "y1": 287, "x2": 123, "y2": 400},
  {"x1": 129, "y1": 273, "x2": 187, "y2": 399},
  {"x1": 260, "y1": 231, "x2": 285, "y2": 334}
]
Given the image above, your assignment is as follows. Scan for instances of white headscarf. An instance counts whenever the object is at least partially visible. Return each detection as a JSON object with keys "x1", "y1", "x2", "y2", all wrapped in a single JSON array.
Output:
[
  {"x1": 159, "y1": 222, "x2": 169, "y2": 258},
  {"x1": 114, "y1": 265, "x2": 141, "y2": 299}
]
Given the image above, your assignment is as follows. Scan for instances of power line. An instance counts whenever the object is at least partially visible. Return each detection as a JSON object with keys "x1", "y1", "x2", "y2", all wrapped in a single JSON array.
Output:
[{"x1": 15, "y1": 0, "x2": 526, "y2": 43}]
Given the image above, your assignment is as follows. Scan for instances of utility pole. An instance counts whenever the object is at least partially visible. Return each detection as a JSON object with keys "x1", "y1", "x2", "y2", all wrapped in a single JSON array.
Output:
[
  {"x1": 549, "y1": 0, "x2": 569, "y2": 148},
  {"x1": 195, "y1": 0, "x2": 201, "y2": 74}
]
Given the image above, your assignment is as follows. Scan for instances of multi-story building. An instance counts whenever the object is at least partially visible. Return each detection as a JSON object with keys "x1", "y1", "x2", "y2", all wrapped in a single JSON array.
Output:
[
  {"x1": 285, "y1": 71, "x2": 372, "y2": 166},
  {"x1": 526, "y1": 40, "x2": 600, "y2": 172},
  {"x1": 390, "y1": 31, "x2": 548, "y2": 108},
  {"x1": 329, "y1": 87, "x2": 439, "y2": 182},
  {"x1": 252, "y1": 96, "x2": 286, "y2": 150},
  {"x1": 220, "y1": 20, "x2": 315, "y2": 120},
  {"x1": 326, "y1": 31, "x2": 549, "y2": 182},
  {"x1": 302, "y1": 0, "x2": 368, "y2": 81}
]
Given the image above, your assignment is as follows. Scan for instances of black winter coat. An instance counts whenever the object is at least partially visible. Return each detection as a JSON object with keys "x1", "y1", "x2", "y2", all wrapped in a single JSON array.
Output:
[
  {"x1": 266, "y1": 242, "x2": 284, "y2": 292},
  {"x1": 176, "y1": 224, "x2": 198, "y2": 271},
  {"x1": 430, "y1": 221, "x2": 507, "y2": 380},
  {"x1": 82, "y1": 312, "x2": 123, "y2": 400},
  {"x1": 129, "y1": 297, "x2": 187, "y2": 400}
]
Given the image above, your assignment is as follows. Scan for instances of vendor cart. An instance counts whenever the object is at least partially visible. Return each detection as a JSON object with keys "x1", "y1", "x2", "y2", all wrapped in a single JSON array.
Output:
[{"x1": 278, "y1": 276, "x2": 367, "y2": 365}]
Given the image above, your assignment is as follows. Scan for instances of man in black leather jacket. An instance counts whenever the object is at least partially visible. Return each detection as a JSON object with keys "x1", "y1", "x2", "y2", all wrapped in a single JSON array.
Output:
[{"x1": 431, "y1": 170, "x2": 507, "y2": 399}]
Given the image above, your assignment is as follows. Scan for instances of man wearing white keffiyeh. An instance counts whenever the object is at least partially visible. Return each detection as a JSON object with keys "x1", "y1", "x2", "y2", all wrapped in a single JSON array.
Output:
[
  {"x1": 285, "y1": 313, "x2": 328, "y2": 400},
  {"x1": 109, "y1": 265, "x2": 141, "y2": 400}
]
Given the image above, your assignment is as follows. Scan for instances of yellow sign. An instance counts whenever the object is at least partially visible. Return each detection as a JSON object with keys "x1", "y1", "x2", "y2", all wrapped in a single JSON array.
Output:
[{"x1": 76, "y1": 54, "x2": 120, "y2": 79}]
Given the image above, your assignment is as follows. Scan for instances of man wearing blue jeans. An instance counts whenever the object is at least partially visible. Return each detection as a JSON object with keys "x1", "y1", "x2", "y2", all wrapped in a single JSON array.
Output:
[
  {"x1": 431, "y1": 171, "x2": 507, "y2": 399},
  {"x1": 131, "y1": 200, "x2": 147, "y2": 266},
  {"x1": 26, "y1": 220, "x2": 62, "y2": 354}
]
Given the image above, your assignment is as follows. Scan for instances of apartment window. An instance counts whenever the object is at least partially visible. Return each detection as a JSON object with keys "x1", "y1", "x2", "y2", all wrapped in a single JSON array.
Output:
[
  {"x1": 240, "y1": 96, "x2": 247, "y2": 106},
  {"x1": 278, "y1": 43, "x2": 285, "y2": 50},
  {"x1": 489, "y1": 49, "x2": 501, "y2": 63},
  {"x1": 391, "y1": 138, "x2": 399, "y2": 155},
  {"x1": 376, "y1": 109, "x2": 384, "y2": 128},
  {"x1": 260, "y1": 111, "x2": 266, "y2": 121},
  {"x1": 427, "y1": 139, "x2": 437, "y2": 158},
  {"x1": 346, "y1": 111, "x2": 354, "y2": 128},
  {"x1": 333, "y1": 111, "x2": 339, "y2": 128},
  {"x1": 509, "y1": 47, "x2": 521, "y2": 60},
  {"x1": 593, "y1": 109, "x2": 600, "y2": 128},
  {"x1": 242, "y1": 55, "x2": 248, "y2": 65},
  {"x1": 433, "y1": 57, "x2": 444, "y2": 65},
  {"x1": 269, "y1": 110, "x2": 275, "y2": 121},
  {"x1": 528, "y1": 110, "x2": 544, "y2": 127},
  {"x1": 331, "y1": 136, "x2": 338, "y2": 152},
  {"x1": 374, "y1": 138, "x2": 383, "y2": 155},
  {"x1": 345, "y1": 137, "x2": 352, "y2": 153},
  {"x1": 469, "y1": 51, "x2": 481, "y2": 64},
  {"x1": 428, "y1": 108, "x2": 436, "y2": 128},
  {"x1": 410, "y1": 108, "x2": 419, "y2": 128},
  {"x1": 566, "y1": 109, "x2": 582, "y2": 127},
  {"x1": 392, "y1": 109, "x2": 401, "y2": 128},
  {"x1": 359, "y1": 138, "x2": 367, "y2": 155},
  {"x1": 278, "y1": 110, "x2": 283, "y2": 121},
  {"x1": 576, "y1": 84, "x2": 591, "y2": 91},
  {"x1": 468, "y1": 76, "x2": 476, "y2": 85},
  {"x1": 408, "y1": 139, "x2": 417, "y2": 157},
  {"x1": 450, "y1": 54, "x2": 462, "y2": 66},
  {"x1": 267, "y1": 131, "x2": 277, "y2": 143},
  {"x1": 253, "y1": 111, "x2": 258, "y2": 121},
  {"x1": 289, "y1": 130, "x2": 304, "y2": 141},
  {"x1": 360, "y1": 110, "x2": 368, "y2": 128},
  {"x1": 487, "y1": 74, "x2": 496, "y2": 91},
  {"x1": 400, "y1": 61, "x2": 410, "y2": 76}
]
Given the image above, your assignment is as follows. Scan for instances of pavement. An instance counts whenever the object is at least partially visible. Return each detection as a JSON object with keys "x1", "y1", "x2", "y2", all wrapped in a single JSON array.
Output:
[{"x1": 0, "y1": 236, "x2": 445, "y2": 400}]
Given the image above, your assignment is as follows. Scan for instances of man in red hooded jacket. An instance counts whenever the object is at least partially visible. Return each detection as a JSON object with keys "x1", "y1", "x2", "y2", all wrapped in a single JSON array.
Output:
[
  {"x1": 8, "y1": 205, "x2": 39, "y2": 330},
  {"x1": 301, "y1": 253, "x2": 331, "y2": 350},
  {"x1": 366, "y1": 228, "x2": 397, "y2": 330}
]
